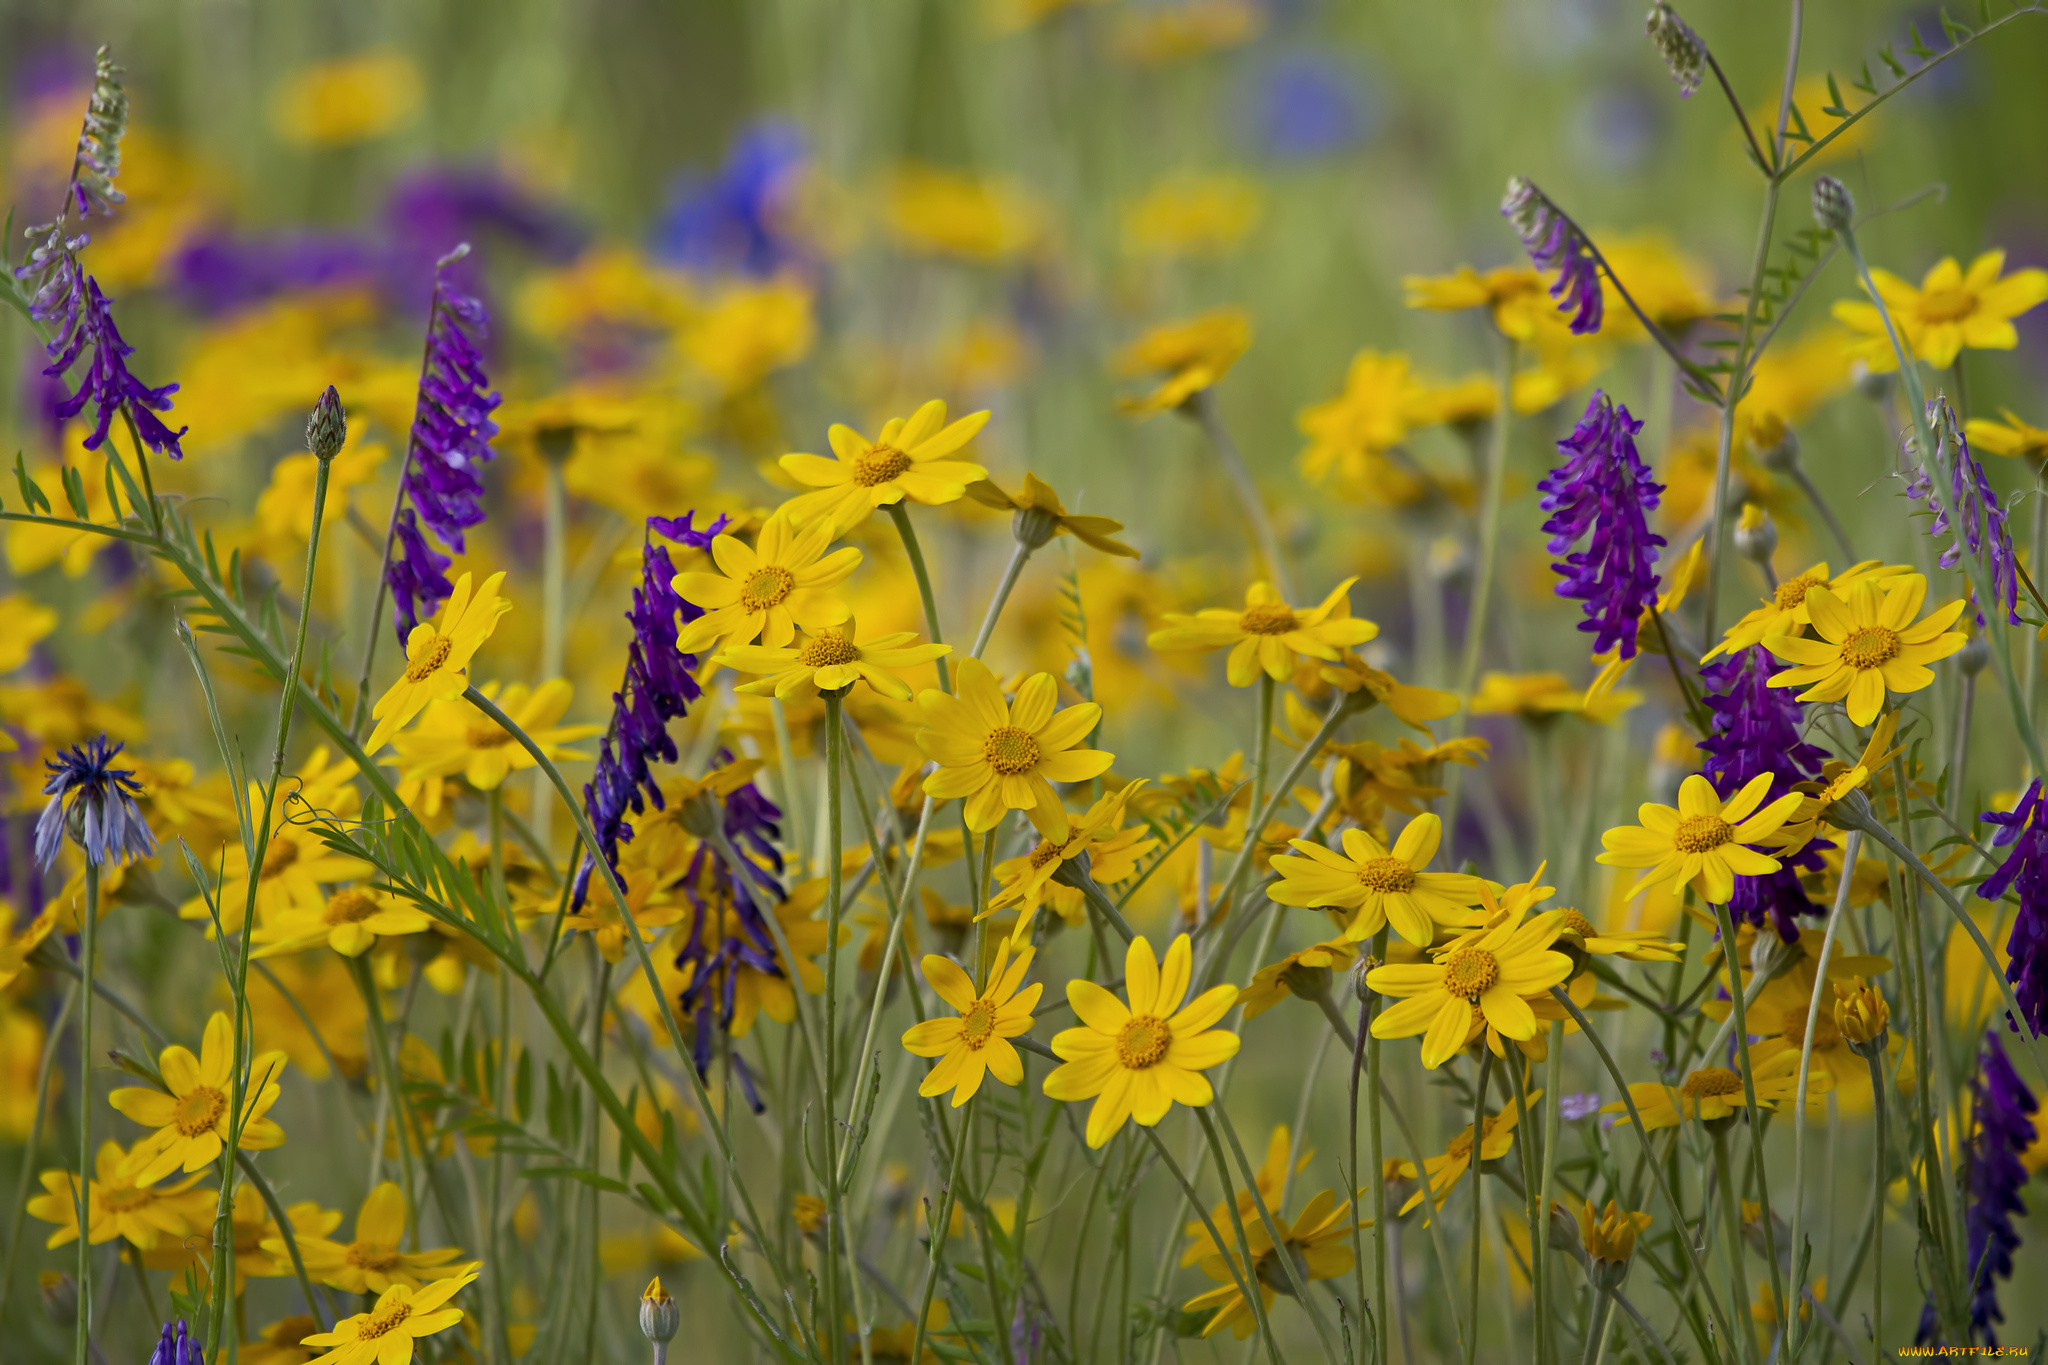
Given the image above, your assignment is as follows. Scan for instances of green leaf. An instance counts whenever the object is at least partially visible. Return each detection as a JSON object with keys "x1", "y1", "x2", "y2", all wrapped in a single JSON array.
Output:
[
  {"x1": 514, "y1": 1049, "x2": 534, "y2": 1122},
  {"x1": 14, "y1": 452, "x2": 51, "y2": 514}
]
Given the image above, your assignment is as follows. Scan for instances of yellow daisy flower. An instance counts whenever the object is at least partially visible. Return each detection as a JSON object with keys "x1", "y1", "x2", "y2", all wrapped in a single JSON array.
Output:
[
  {"x1": 1553, "y1": 907, "x2": 1684, "y2": 963},
  {"x1": 962, "y1": 473, "x2": 1141, "y2": 558},
  {"x1": 1967, "y1": 408, "x2": 2048, "y2": 463},
  {"x1": 714, "y1": 621, "x2": 950, "y2": 702},
  {"x1": 364, "y1": 571, "x2": 513, "y2": 756},
  {"x1": 914, "y1": 658, "x2": 1113, "y2": 839},
  {"x1": 778, "y1": 400, "x2": 991, "y2": 534},
  {"x1": 285, "y1": 1181, "x2": 465, "y2": 1294},
  {"x1": 1470, "y1": 671, "x2": 1640, "y2": 724},
  {"x1": 1240, "y1": 938, "x2": 1357, "y2": 1019},
  {"x1": 987, "y1": 780, "x2": 1156, "y2": 936},
  {"x1": 108, "y1": 1012, "x2": 288, "y2": 1183},
  {"x1": 1703, "y1": 559, "x2": 1913, "y2": 661},
  {"x1": 673, "y1": 515, "x2": 862, "y2": 655},
  {"x1": 1183, "y1": 1187, "x2": 1356, "y2": 1339},
  {"x1": 1396, "y1": 1090, "x2": 1541, "y2": 1215},
  {"x1": 26, "y1": 1140, "x2": 209, "y2": 1249},
  {"x1": 299, "y1": 1263, "x2": 479, "y2": 1365},
  {"x1": 1148, "y1": 579, "x2": 1378, "y2": 687},
  {"x1": 1266, "y1": 813, "x2": 1486, "y2": 947},
  {"x1": 1763, "y1": 576, "x2": 1968, "y2": 726},
  {"x1": 1402, "y1": 265, "x2": 1545, "y2": 335},
  {"x1": 900, "y1": 938, "x2": 1043, "y2": 1107},
  {"x1": 1180, "y1": 1125, "x2": 1311, "y2": 1266},
  {"x1": 1042, "y1": 933, "x2": 1240, "y2": 1148},
  {"x1": 251, "y1": 885, "x2": 433, "y2": 960},
  {"x1": 1833, "y1": 249, "x2": 2048, "y2": 371},
  {"x1": 385, "y1": 679, "x2": 600, "y2": 811},
  {"x1": 1602, "y1": 1050, "x2": 1827, "y2": 1130},
  {"x1": 1114, "y1": 308, "x2": 1251, "y2": 416},
  {"x1": 1598, "y1": 773, "x2": 1804, "y2": 904},
  {"x1": 1368, "y1": 908, "x2": 1574, "y2": 1069}
]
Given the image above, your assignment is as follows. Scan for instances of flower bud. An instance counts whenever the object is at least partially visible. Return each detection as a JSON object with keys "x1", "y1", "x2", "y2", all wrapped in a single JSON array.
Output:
[
  {"x1": 1013, "y1": 505, "x2": 1060, "y2": 551},
  {"x1": 1832, "y1": 976, "x2": 1890, "y2": 1057},
  {"x1": 1578, "y1": 1199, "x2": 1651, "y2": 1290},
  {"x1": 1752, "y1": 415, "x2": 1800, "y2": 472},
  {"x1": 1749, "y1": 924, "x2": 1802, "y2": 984},
  {"x1": 306, "y1": 385, "x2": 347, "y2": 462},
  {"x1": 37, "y1": 1271, "x2": 75, "y2": 1326},
  {"x1": 1645, "y1": 2, "x2": 1706, "y2": 97},
  {"x1": 640, "y1": 1277, "x2": 680, "y2": 1344},
  {"x1": 1811, "y1": 176, "x2": 1855, "y2": 233},
  {"x1": 1958, "y1": 636, "x2": 1990, "y2": 677},
  {"x1": 678, "y1": 789, "x2": 725, "y2": 840},
  {"x1": 1350, "y1": 952, "x2": 1378, "y2": 1003},
  {"x1": 1280, "y1": 958, "x2": 1333, "y2": 1005},
  {"x1": 1733, "y1": 503, "x2": 1777, "y2": 566}
]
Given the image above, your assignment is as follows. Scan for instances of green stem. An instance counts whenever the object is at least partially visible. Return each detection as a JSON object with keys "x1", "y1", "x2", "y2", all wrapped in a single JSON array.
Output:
[
  {"x1": 1464, "y1": 1050, "x2": 1491, "y2": 1365},
  {"x1": 970, "y1": 541, "x2": 1033, "y2": 659},
  {"x1": 1712, "y1": 900, "x2": 1787, "y2": 1349},
  {"x1": 349, "y1": 954, "x2": 419, "y2": 1234},
  {"x1": 530, "y1": 452, "x2": 569, "y2": 858},
  {"x1": 770, "y1": 698, "x2": 808, "y2": 880},
  {"x1": 822, "y1": 689, "x2": 847, "y2": 1364},
  {"x1": 1581, "y1": 1290, "x2": 1615, "y2": 1365},
  {"x1": 0, "y1": 984, "x2": 74, "y2": 1327},
  {"x1": 1205, "y1": 1107, "x2": 1343, "y2": 1364},
  {"x1": 1191, "y1": 388, "x2": 1292, "y2": 601},
  {"x1": 1193, "y1": 1112, "x2": 1290, "y2": 1364},
  {"x1": 887, "y1": 503, "x2": 951, "y2": 691},
  {"x1": 1710, "y1": 1126, "x2": 1756, "y2": 1365},
  {"x1": 911, "y1": 1097, "x2": 975, "y2": 1365},
  {"x1": 1140, "y1": 1123, "x2": 1279, "y2": 1365},
  {"x1": 1866, "y1": 1049, "x2": 1887, "y2": 1356},
  {"x1": 74, "y1": 861, "x2": 97, "y2": 1365},
  {"x1": 1537, "y1": 1020, "x2": 1565, "y2": 1365},
  {"x1": 1366, "y1": 928, "x2": 1390, "y2": 1365},
  {"x1": 1788, "y1": 832, "x2": 1860, "y2": 1334}
]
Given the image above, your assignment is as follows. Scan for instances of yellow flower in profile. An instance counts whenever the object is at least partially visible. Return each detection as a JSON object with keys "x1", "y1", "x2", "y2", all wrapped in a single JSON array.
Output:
[
  {"x1": 988, "y1": 780, "x2": 1157, "y2": 938},
  {"x1": 1240, "y1": 938, "x2": 1357, "y2": 1019},
  {"x1": 1406, "y1": 373, "x2": 1499, "y2": 430},
  {"x1": 252, "y1": 885, "x2": 433, "y2": 960},
  {"x1": 27, "y1": 1140, "x2": 208, "y2": 1249},
  {"x1": 1043, "y1": 934, "x2": 1239, "y2": 1148},
  {"x1": 1148, "y1": 580, "x2": 1377, "y2": 686},
  {"x1": 901, "y1": 938, "x2": 1043, "y2": 1107},
  {"x1": 1115, "y1": 308, "x2": 1251, "y2": 416},
  {"x1": 1968, "y1": 409, "x2": 2048, "y2": 462},
  {"x1": 109, "y1": 1012, "x2": 288, "y2": 1182},
  {"x1": 1182, "y1": 1188, "x2": 1356, "y2": 1339},
  {"x1": 962, "y1": 474, "x2": 1141, "y2": 558},
  {"x1": 914, "y1": 658, "x2": 1113, "y2": 838},
  {"x1": 1763, "y1": 576, "x2": 1967, "y2": 725},
  {"x1": 884, "y1": 163, "x2": 1044, "y2": 261},
  {"x1": 386, "y1": 679, "x2": 600, "y2": 810},
  {"x1": 1121, "y1": 174, "x2": 1263, "y2": 258},
  {"x1": 1577, "y1": 1200, "x2": 1652, "y2": 1264},
  {"x1": 673, "y1": 516, "x2": 861, "y2": 655},
  {"x1": 1603, "y1": 1050, "x2": 1827, "y2": 1130},
  {"x1": 1702, "y1": 559, "x2": 1912, "y2": 661},
  {"x1": 1396, "y1": 1091, "x2": 1540, "y2": 1215},
  {"x1": 1598, "y1": 773, "x2": 1804, "y2": 905},
  {"x1": 1267, "y1": 813, "x2": 1486, "y2": 947},
  {"x1": 779, "y1": 400, "x2": 991, "y2": 533},
  {"x1": 1471, "y1": 671, "x2": 1640, "y2": 724},
  {"x1": 0, "y1": 594, "x2": 57, "y2": 672},
  {"x1": 287, "y1": 1182, "x2": 465, "y2": 1294},
  {"x1": 240, "y1": 1315, "x2": 323, "y2": 1365},
  {"x1": 1834, "y1": 250, "x2": 2048, "y2": 371},
  {"x1": 270, "y1": 50, "x2": 422, "y2": 147},
  {"x1": 1368, "y1": 906, "x2": 1574, "y2": 1069},
  {"x1": 364, "y1": 572, "x2": 512, "y2": 755},
  {"x1": 716, "y1": 621, "x2": 951, "y2": 703},
  {"x1": 1180, "y1": 1125, "x2": 1310, "y2": 1265},
  {"x1": 1403, "y1": 265, "x2": 1544, "y2": 332},
  {"x1": 1595, "y1": 233, "x2": 1718, "y2": 334},
  {"x1": 300, "y1": 1264, "x2": 479, "y2": 1365}
]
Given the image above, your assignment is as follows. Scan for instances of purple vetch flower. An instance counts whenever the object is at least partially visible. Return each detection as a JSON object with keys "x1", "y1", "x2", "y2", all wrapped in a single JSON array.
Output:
[
  {"x1": 40, "y1": 277, "x2": 188, "y2": 458},
  {"x1": 385, "y1": 508, "x2": 453, "y2": 640},
  {"x1": 1538, "y1": 392, "x2": 1665, "y2": 660},
  {"x1": 1905, "y1": 398, "x2": 2019, "y2": 625},
  {"x1": 167, "y1": 229, "x2": 379, "y2": 316},
  {"x1": 1978, "y1": 781, "x2": 2048, "y2": 1036},
  {"x1": 148, "y1": 1320, "x2": 203, "y2": 1365},
  {"x1": 1501, "y1": 176, "x2": 1603, "y2": 335},
  {"x1": 1959, "y1": 1031, "x2": 2037, "y2": 1343},
  {"x1": 1559, "y1": 1092, "x2": 1602, "y2": 1121},
  {"x1": 35, "y1": 735, "x2": 154, "y2": 870},
  {"x1": 384, "y1": 246, "x2": 500, "y2": 639}
]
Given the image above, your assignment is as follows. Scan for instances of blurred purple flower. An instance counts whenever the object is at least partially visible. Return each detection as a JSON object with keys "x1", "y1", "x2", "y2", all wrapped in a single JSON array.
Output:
[
  {"x1": 651, "y1": 120, "x2": 810, "y2": 278},
  {"x1": 168, "y1": 231, "x2": 380, "y2": 316},
  {"x1": 1246, "y1": 52, "x2": 1372, "y2": 160},
  {"x1": 1538, "y1": 391, "x2": 1664, "y2": 661},
  {"x1": 385, "y1": 509, "x2": 454, "y2": 640},
  {"x1": 1502, "y1": 175, "x2": 1603, "y2": 334},
  {"x1": 1957, "y1": 1031, "x2": 2037, "y2": 1343},
  {"x1": 1979, "y1": 781, "x2": 2048, "y2": 1036},
  {"x1": 1559, "y1": 1092, "x2": 1602, "y2": 1121},
  {"x1": 1906, "y1": 398, "x2": 2019, "y2": 625}
]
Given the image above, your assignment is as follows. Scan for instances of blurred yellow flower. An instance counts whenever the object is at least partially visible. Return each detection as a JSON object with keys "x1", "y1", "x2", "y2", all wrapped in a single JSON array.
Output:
[
  {"x1": 885, "y1": 164, "x2": 1044, "y2": 261},
  {"x1": 1471, "y1": 671, "x2": 1639, "y2": 724},
  {"x1": 1834, "y1": 250, "x2": 2048, "y2": 371},
  {"x1": 386, "y1": 678, "x2": 599, "y2": 811},
  {"x1": 1604, "y1": 1050, "x2": 1825, "y2": 1130},
  {"x1": 1596, "y1": 232, "x2": 1719, "y2": 334},
  {"x1": 779, "y1": 400, "x2": 990, "y2": 533},
  {"x1": 1967, "y1": 408, "x2": 2048, "y2": 462},
  {"x1": 1115, "y1": 308, "x2": 1252, "y2": 416},
  {"x1": 250, "y1": 435, "x2": 387, "y2": 561},
  {"x1": 0, "y1": 1008, "x2": 51, "y2": 1140},
  {"x1": 0, "y1": 594, "x2": 57, "y2": 672},
  {"x1": 108, "y1": 1011, "x2": 288, "y2": 1182},
  {"x1": 674, "y1": 516, "x2": 860, "y2": 653},
  {"x1": 1111, "y1": 0, "x2": 1265, "y2": 64},
  {"x1": 516, "y1": 248, "x2": 694, "y2": 341},
  {"x1": 1748, "y1": 76, "x2": 1874, "y2": 166},
  {"x1": 252, "y1": 885, "x2": 433, "y2": 961},
  {"x1": 1763, "y1": 576, "x2": 1966, "y2": 725},
  {"x1": 901, "y1": 938, "x2": 1042, "y2": 1107},
  {"x1": 365, "y1": 572, "x2": 513, "y2": 755},
  {"x1": 1183, "y1": 1187, "x2": 1356, "y2": 1339},
  {"x1": 1296, "y1": 350, "x2": 1423, "y2": 488},
  {"x1": 27, "y1": 1139, "x2": 210, "y2": 1249},
  {"x1": 1121, "y1": 174, "x2": 1263, "y2": 258},
  {"x1": 679, "y1": 277, "x2": 816, "y2": 393},
  {"x1": 1148, "y1": 579, "x2": 1376, "y2": 686},
  {"x1": 271, "y1": 50, "x2": 423, "y2": 148}
]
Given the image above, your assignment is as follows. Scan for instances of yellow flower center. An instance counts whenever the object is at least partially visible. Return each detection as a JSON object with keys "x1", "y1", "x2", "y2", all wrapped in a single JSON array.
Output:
[
  {"x1": 347, "y1": 1242, "x2": 403, "y2": 1274},
  {"x1": 1441, "y1": 946, "x2": 1499, "y2": 1001},
  {"x1": 1115, "y1": 1014, "x2": 1171, "y2": 1069},
  {"x1": 99, "y1": 1184, "x2": 154, "y2": 1212},
  {"x1": 1773, "y1": 572, "x2": 1822, "y2": 612},
  {"x1": 982, "y1": 726, "x2": 1042, "y2": 776},
  {"x1": 1840, "y1": 624, "x2": 1901, "y2": 669},
  {"x1": 172, "y1": 1086, "x2": 228, "y2": 1137},
  {"x1": 324, "y1": 889, "x2": 380, "y2": 926},
  {"x1": 851, "y1": 444, "x2": 913, "y2": 487},
  {"x1": 356, "y1": 1300, "x2": 414, "y2": 1341},
  {"x1": 1027, "y1": 840, "x2": 1063, "y2": 870},
  {"x1": 798, "y1": 634, "x2": 861, "y2": 668},
  {"x1": 260, "y1": 840, "x2": 300, "y2": 879},
  {"x1": 1355, "y1": 856, "x2": 1417, "y2": 895},
  {"x1": 1915, "y1": 287, "x2": 1978, "y2": 323},
  {"x1": 740, "y1": 565, "x2": 796, "y2": 611},
  {"x1": 958, "y1": 1001, "x2": 997, "y2": 1049},
  {"x1": 1679, "y1": 1066, "x2": 1743, "y2": 1099},
  {"x1": 1782, "y1": 1005, "x2": 1839, "y2": 1051},
  {"x1": 464, "y1": 722, "x2": 516, "y2": 749},
  {"x1": 404, "y1": 634, "x2": 453, "y2": 683},
  {"x1": 1561, "y1": 909, "x2": 1597, "y2": 938},
  {"x1": 1672, "y1": 814, "x2": 1733, "y2": 853},
  {"x1": 1239, "y1": 602, "x2": 1300, "y2": 636},
  {"x1": 1444, "y1": 1127, "x2": 1475, "y2": 1161}
]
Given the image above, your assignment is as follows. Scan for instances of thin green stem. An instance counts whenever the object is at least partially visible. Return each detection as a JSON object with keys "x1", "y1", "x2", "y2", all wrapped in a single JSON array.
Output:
[
  {"x1": 1538, "y1": 1020, "x2": 1565, "y2": 1365},
  {"x1": 1789, "y1": 832, "x2": 1860, "y2": 1332},
  {"x1": 1464, "y1": 1051, "x2": 1491, "y2": 1365},
  {"x1": 1193, "y1": 1111, "x2": 1291, "y2": 1363},
  {"x1": 1140, "y1": 1123, "x2": 1279, "y2": 1365},
  {"x1": 1710, "y1": 1126, "x2": 1756, "y2": 1365},
  {"x1": 887, "y1": 503, "x2": 951, "y2": 691},
  {"x1": 911, "y1": 1097, "x2": 975, "y2": 1365},
  {"x1": 1704, "y1": 180, "x2": 1782, "y2": 643},
  {"x1": 74, "y1": 861, "x2": 97, "y2": 1365},
  {"x1": 1712, "y1": 900, "x2": 1787, "y2": 1349},
  {"x1": 822, "y1": 689, "x2": 847, "y2": 1364},
  {"x1": 970, "y1": 541, "x2": 1033, "y2": 659},
  {"x1": 1191, "y1": 388, "x2": 1292, "y2": 601},
  {"x1": 1580, "y1": 1290, "x2": 1615, "y2": 1365}
]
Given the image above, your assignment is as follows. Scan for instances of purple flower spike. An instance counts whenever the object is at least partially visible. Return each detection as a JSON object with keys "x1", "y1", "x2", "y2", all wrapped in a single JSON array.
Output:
[
  {"x1": 1905, "y1": 398, "x2": 2019, "y2": 625},
  {"x1": 1959, "y1": 1031, "x2": 2037, "y2": 1343},
  {"x1": 1979, "y1": 782, "x2": 2048, "y2": 1036},
  {"x1": 42, "y1": 277, "x2": 188, "y2": 459},
  {"x1": 1502, "y1": 176, "x2": 1603, "y2": 334},
  {"x1": 1538, "y1": 391, "x2": 1665, "y2": 661},
  {"x1": 149, "y1": 1320, "x2": 203, "y2": 1365},
  {"x1": 386, "y1": 508, "x2": 454, "y2": 640}
]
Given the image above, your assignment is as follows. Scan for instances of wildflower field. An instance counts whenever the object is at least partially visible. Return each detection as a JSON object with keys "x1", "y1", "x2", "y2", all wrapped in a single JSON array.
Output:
[{"x1": 4, "y1": 2, "x2": 2048, "y2": 1362}]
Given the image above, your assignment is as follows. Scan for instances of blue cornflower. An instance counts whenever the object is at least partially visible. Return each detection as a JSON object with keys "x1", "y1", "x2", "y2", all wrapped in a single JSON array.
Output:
[
  {"x1": 1502, "y1": 176, "x2": 1603, "y2": 335},
  {"x1": 1538, "y1": 391, "x2": 1665, "y2": 661},
  {"x1": 651, "y1": 120, "x2": 809, "y2": 279},
  {"x1": 35, "y1": 735, "x2": 155, "y2": 871},
  {"x1": 1961, "y1": 1031, "x2": 2037, "y2": 1343},
  {"x1": 1979, "y1": 781, "x2": 2048, "y2": 1037},
  {"x1": 1697, "y1": 645, "x2": 1831, "y2": 939},
  {"x1": 1906, "y1": 397, "x2": 2019, "y2": 625},
  {"x1": 148, "y1": 1320, "x2": 202, "y2": 1365}
]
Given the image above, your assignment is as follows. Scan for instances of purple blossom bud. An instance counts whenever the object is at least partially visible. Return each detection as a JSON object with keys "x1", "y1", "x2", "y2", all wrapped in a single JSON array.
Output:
[
  {"x1": 1538, "y1": 392, "x2": 1665, "y2": 660},
  {"x1": 1502, "y1": 176, "x2": 1603, "y2": 334}
]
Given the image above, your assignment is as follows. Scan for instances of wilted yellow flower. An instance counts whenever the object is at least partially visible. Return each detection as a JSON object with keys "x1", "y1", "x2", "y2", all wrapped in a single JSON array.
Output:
[
  {"x1": 1121, "y1": 174, "x2": 1262, "y2": 258},
  {"x1": 1240, "y1": 938, "x2": 1357, "y2": 1019},
  {"x1": 1833, "y1": 976, "x2": 1891, "y2": 1047},
  {"x1": 1182, "y1": 1188, "x2": 1356, "y2": 1339},
  {"x1": 1115, "y1": 308, "x2": 1251, "y2": 416},
  {"x1": 1834, "y1": 250, "x2": 2048, "y2": 371},
  {"x1": 1396, "y1": 1091, "x2": 1540, "y2": 1214},
  {"x1": 271, "y1": 50, "x2": 422, "y2": 147}
]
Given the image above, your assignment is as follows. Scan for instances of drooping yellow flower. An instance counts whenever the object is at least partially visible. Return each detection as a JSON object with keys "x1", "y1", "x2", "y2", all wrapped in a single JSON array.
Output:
[
  {"x1": 1703, "y1": 559, "x2": 1913, "y2": 661},
  {"x1": 1403, "y1": 265, "x2": 1544, "y2": 332},
  {"x1": 26, "y1": 1140, "x2": 209, "y2": 1249},
  {"x1": 1183, "y1": 1188, "x2": 1357, "y2": 1339},
  {"x1": 1578, "y1": 1200, "x2": 1652, "y2": 1265},
  {"x1": 1833, "y1": 250, "x2": 2048, "y2": 371},
  {"x1": 1603, "y1": 1050, "x2": 1827, "y2": 1130},
  {"x1": 251, "y1": 885, "x2": 433, "y2": 960},
  {"x1": 1148, "y1": 579, "x2": 1377, "y2": 687},
  {"x1": 1598, "y1": 773, "x2": 1804, "y2": 905},
  {"x1": 901, "y1": 938, "x2": 1042, "y2": 1107},
  {"x1": 109, "y1": 1012, "x2": 288, "y2": 1182},
  {"x1": 678, "y1": 277, "x2": 816, "y2": 393},
  {"x1": 1552, "y1": 906, "x2": 1684, "y2": 963},
  {"x1": 1309, "y1": 654, "x2": 1460, "y2": 731},
  {"x1": 1967, "y1": 408, "x2": 2048, "y2": 463},
  {"x1": 778, "y1": 400, "x2": 991, "y2": 534},
  {"x1": 1180, "y1": 1125, "x2": 1311, "y2": 1265},
  {"x1": 673, "y1": 516, "x2": 861, "y2": 655},
  {"x1": 1115, "y1": 308, "x2": 1251, "y2": 416},
  {"x1": 962, "y1": 474, "x2": 1140, "y2": 558},
  {"x1": 299, "y1": 1264, "x2": 479, "y2": 1365},
  {"x1": 987, "y1": 780, "x2": 1155, "y2": 937},
  {"x1": 714, "y1": 621, "x2": 950, "y2": 702},
  {"x1": 285, "y1": 1182, "x2": 465, "y2": 1294},
  {"x1": 385, "y1": 679, "x2": 599, "y2": 811},
  {"x1": 1396, "y1": 1091, "x2": 1540, "y2": 1215},
  {"x1": 1763, "y1": 576, "x2": 1967, "y2": 725},
  {"x1": 1369, "y1": 905, "x2": 1574, "y2": 1069},
  {"x1": 1042, "y1": 934, "x2": 1239, "y2": 1148},
  {"x1": 364, "y1": 572, "x2": 512, "y2": 755},
  {"x1": 914, "y1": 658, "x2": 1113, "y2": 839},
  {"x1": 1240, "y1": 938, "x2": 1357, "y2": 1019},
  {"x1": 1120, "y1": 174, "x2": 1262, "y2": 259},
  {"x1": 0, "y1": 594, "x2": 57, "y2": 673},
  {"x1": 270, "y1": 50, "x2": 422, "y2": 147},
  {"x1": 1267, "y1": 813, "x2": 1486, "y2": 947}
]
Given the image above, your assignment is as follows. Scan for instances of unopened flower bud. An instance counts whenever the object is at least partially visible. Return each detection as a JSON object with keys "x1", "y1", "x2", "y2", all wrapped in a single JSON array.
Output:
[
  {"x1": 640, "y1": 1276, "x2": 680, "y2": 1345},
  {"x1": 1645, "y1": 2, "x2": 1705, "y2": 97},
  {"x1": 1812, "y1": 176, "x2": 1855, "y2": 233},
  {"x1": 1752, "y1": 416, "x2": 1801, "y2": 472},
  {"x1": 1547, "y1": 1201, "x2": 1587, "y2": 1262},
  {"x1": 1749, "y1": 925, "x2": 1801, "y2": 983},
  {"x1": 1350, "y1": 952, "x2": 1377, "y2": 1003},
  {"x1": 1833, "y1": 976, "x2": 1890, "y2": 1057},
  {"x1": 1280, "y1": 958, "x2": 1333, "y2": 1005},
  {"x1": 1578, "y1": 1199, "x2": 1651, "y2": 1290},
  {"x1": 306, "y1": 385, "x2": 347, "y2": 462},
  {"x1": 1733, "y1": 503, "x2": 1778, "y2": 566},
  {"x1": 678, "y1": 789, "x2": 725, "y2": 840},
  {"x1": 37, "y1": 1271, "x2": 75, "y2": 1326},
  {"x1": 1958, "y1": 636, "x2": 1990, "y2": 677}
]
